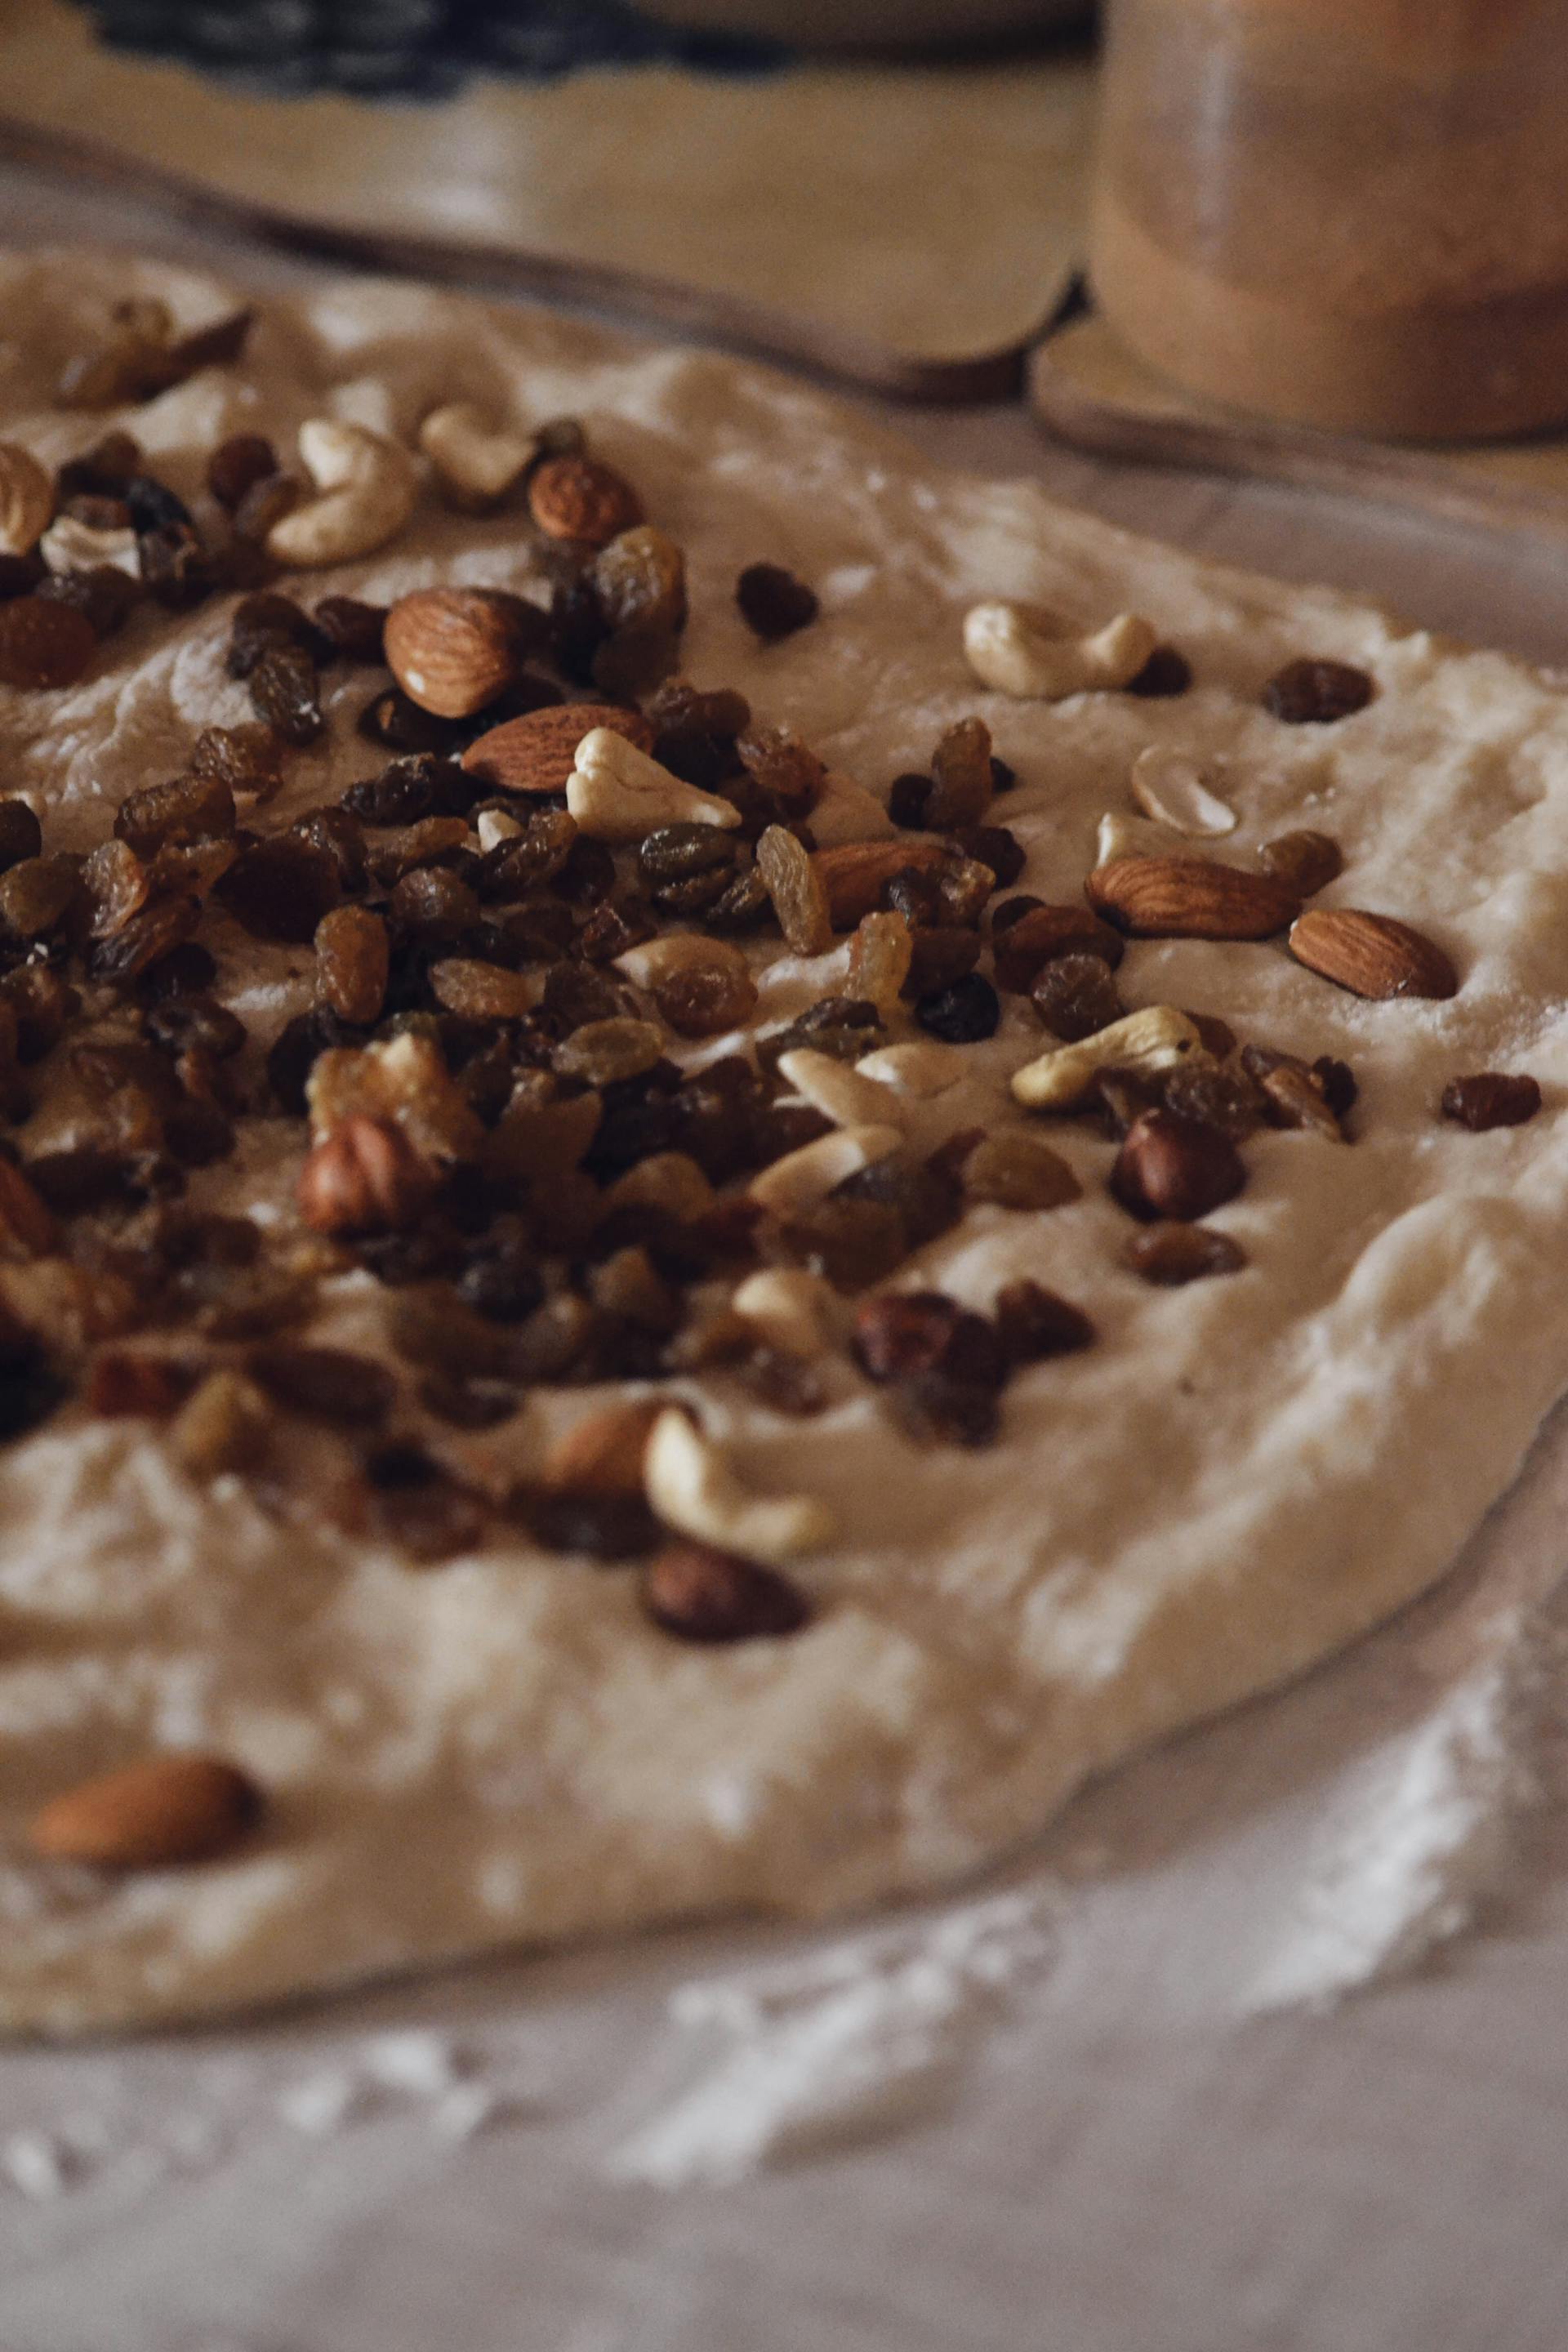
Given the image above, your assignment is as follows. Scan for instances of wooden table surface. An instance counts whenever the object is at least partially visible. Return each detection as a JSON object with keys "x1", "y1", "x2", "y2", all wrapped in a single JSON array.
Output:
[{"x1": 4, "y1": 151, "x2": 1568, "y2": 2352}]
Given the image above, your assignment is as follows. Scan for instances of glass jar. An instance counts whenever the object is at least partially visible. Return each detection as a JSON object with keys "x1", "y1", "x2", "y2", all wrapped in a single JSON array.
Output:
[{"x1": 1090, "y1": 0, "x2": 1568, "y2": 441}]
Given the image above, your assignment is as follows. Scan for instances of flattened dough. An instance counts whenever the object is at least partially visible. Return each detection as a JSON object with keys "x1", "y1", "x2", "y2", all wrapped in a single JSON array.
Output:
[{"x1": 3, "y1": 254, "x2": 1568, "y2": 2034}]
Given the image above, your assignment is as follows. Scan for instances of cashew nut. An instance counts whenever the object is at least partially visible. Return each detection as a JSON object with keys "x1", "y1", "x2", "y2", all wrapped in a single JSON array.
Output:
[
  {"x1": 418, "y1": 401, "x2": 534, "y2": 509},
  {"x1": 566, "y1": 727, "x2": 742, "y2": 844},
  {"x1": 1129, "y1": 746, "x2": 1236, "y2": 837},
  {"x1": 807, "y1": 772, "x2": 895, "y2": 848},
  {"x1": 730, "y1": 1268, "x2": 841, "y2": 1360},
  {"x1": 0, "y1": 443, "x2": 54, "y2": 559},
  {"x1": 853, "y1": 1041, "x2": 964, "y2": 1098},
  {"x1": 40, "y1": 513, "x2": 140, "y2": 578},
  {"x1": 1011, "y1": 1007, "x2": 1203, "y2": 1111},
  {"x1": 748, "y1": 1124, "x2": 902, "y2": 1217},
  {"x1": 1094, "y1": 809, "x2": 1193, "y2": 868},
  {"x1": 776, "y1": 1048, "x2": 906, "y2": 1131},
  {"x1": 644, "y1": 1407, "x2": 834, "y2": 1561},
  {"x1": 963, "y1": 602, "x2": 1158, "y2": 702},
  {"x1": 265, "y1": 420, "x2": 418, "y2": 568},
  {"x1": 474, "y1": 808, "x2": 525, "y2": 852}
]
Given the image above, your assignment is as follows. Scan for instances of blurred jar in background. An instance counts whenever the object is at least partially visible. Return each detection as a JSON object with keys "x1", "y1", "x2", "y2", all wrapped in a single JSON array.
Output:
[{"x1": 1090, "y1": 0, "x2": 1568, "y2": 441}]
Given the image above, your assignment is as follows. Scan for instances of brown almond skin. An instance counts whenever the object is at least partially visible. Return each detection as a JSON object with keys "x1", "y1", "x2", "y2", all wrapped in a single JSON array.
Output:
[
  {"x1": 30, "y1": 1754, "x2": 262, "y2": 1868},
  {"x1": 1111, "y1": 1110, "x2": 1246, "y2": 1222},
  {"x1": 992, "y1": 902, "x2": 1125, "y2": 991},
  {"x1": 528, "y1": 454, "x2": 644, "y2": 548},
  {"x1": 1086, "y1": 858, "x2": 1302, "y2": 942},
  {"x1": 640, "y1": 1540, "x2": 811, "y2": 1643},
  {"x1": 1289, "y1": 908, "x2": 1459, "y2": 1000},
  {"x1": 383, "y1": 587, "x2": 526, "y2": 720},
  {"x1": 543, "y1": 1400, "x2": 666, "y2": 1498},
  {"x1": 297, "y1": 1116, "x2": 438, "y2": 1236},
  {"x1": 461, "y1": 701, "x2": 654, "y2": 795},
  {"x1": 813, "y1": 839, "x2": 951, "y2": 931}
]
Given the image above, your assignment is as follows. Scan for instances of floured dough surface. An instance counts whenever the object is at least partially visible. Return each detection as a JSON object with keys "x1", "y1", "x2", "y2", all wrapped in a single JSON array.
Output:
[{"x1": 3, "y1": 254, "x2": 1568, "y2": 2035}]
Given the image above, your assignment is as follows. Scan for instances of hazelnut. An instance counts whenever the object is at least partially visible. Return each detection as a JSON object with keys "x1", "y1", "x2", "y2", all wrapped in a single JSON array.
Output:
[
  {"x1": 296, "y1": 1116, "x2": 438, "y2": 1236},
  {"x1": 1110, "y1": 1109, "x2": 1246, "y2": 1223}
]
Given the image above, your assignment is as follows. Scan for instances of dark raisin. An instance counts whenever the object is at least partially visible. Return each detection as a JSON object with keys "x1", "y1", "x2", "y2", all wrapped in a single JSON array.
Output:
[
  {"x1": 0, "y1": 856, "x2": 81, "y2": 939},
  {"x1": 637, "y1": 824, "x2": 737, "y2": 885},
  {"x1": 139, "y1": 524, "x2": 215, "y2": 611},
  {"x1": 992, "y1": 1280, "x2": 1095, "y2": 1363},
  {"x1": 853, "y1": 1290, "x2": 1004, "y2": 1387},
  {"x1": 1125, "y1": 1224, "x2": 1246, "y2": 1285},
  {"x1": 38, "y1": 566, "x2": 139, "y2": 640},
  {"x1": 0, "y1": 801, "x2": 42, "y2": 874},
  {"x1": 887, "y1": 1372, "x2": 1000, "y2": 1449},
  {"x1": 417, "y1": 1373, "x2": 519, "y2": 1428},
  {"x1": 457, "y1": 1246, "x2": 546, "y2": 1325},
  {"x1": 735, "y1": 563, "x2": 818, "y2": 642},
  {"x1": 246, "y1": 1344, "x2": 396, "y2": 1427},
  {"x1": 1263, "y1": 658, "x2": 1374, "y2": 724},
  {"x1": 551, "y1": 834, "x2": 617, "y2": 907},
  {"x1": 144, "y1": 996, "x2": 246, "y2": 1060},
  {"x1": 990, "y1": 894, "x2": 1045, "y2": 936},
  {"x1": 0, "y1": 553, "x2": 45, "y2": 601},
  {"x1": 248, "y1": 644, "x2": 323, "y2": 746},
  {"x1": 0, "y1": 598, "x2": 96, "y2": 689},
  {"x1": 116, "y1": 772, "x2": 235, "y2": 857},
  {"x1": 516, "y1": 1486, "x2": 661, "y2": 1561},
  {"x1": 702, "y1": 867, "x2": 772, "y2": 932},
  {"x1": 988, "y1": 755, "x2": 1017, "y2": 792},
  {"x1": 903, "y1": 927, "x2": 981, "y2": 999},
  {"x1": 227, "y1": 591, "x2": 323, "y2": 679},
  {"x1": 138, "y1": 942, "x2": 216, "y2": 1002},
  {"x1": 641, "y1": 1541, "x2": 811, "y2": 1640},
  {"x1": 1440, "y1": 1072, "x2": 1542, "y2": 1130},
  {"x1": 954, "y1": 826, "x2": 1025, "y2": 888},
  {"x1": 1125, "y1": 644, "x2": 1192, "y2": 697},
  {"x1": 882, "y1": 867, "x2": 942, "y2": 928},
  {"x1": 207, "y1": 434, "x2": 278, "y2": 512},
  {"x1": 888, "y1": 773, "x2": 933, "y2": 829},
  {"x1": 914, "y1": 972, "x2": 999, "y2": 1044},
  {"x1": 1314, "y1": 1057, "x2": 1359, "y2": 1118},
  {"x1": 357, "y1": 686, "x2": 457, "y2": 753},
  {"x1": 218, "y1": 838, "x2": 341, "y2": 942},
  {"x1": 313, "y1": 596, "x2": 388, "y2": 663},
  {"x1": 1031, "y1": 953, "x2": 1125, "y2": 1042}
]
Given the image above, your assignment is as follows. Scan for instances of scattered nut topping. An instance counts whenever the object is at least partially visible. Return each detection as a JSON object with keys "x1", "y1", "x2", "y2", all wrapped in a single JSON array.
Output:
[
  {"x1": 1013, "y1": 1007, "x2": 1203, "y2": 1111},
  {"x1": 1258, "y1": 829, "x2": 1343, "y2": 896},
  {"x1": 265, "y1": 421, "x2": 418, "y2": 568},
  {"x1": 736, "y1": 563, "x2": 819, "y2": 642},
  {"x1": 777, "y1": 1047, "x2": 905, "y2": 1131},
  {"x1": 963, "y1": 603, "x2": 1159, "y2": 701},
  {"x1": 750, "y1": 1124, "x2": 903, "y2": 1217},
  {"x1": 1129, "y1": 746, "x2": 1236, "y2": 837},
  {"x1": 29, "y1": 1753, "x2": 263, "y2": 1869},
  {"x1": 730, "y1": 1268, "x2": 840, "y2": 1359},
  {"x1": 1086, "y1": 857, "x2": 1302, "y2": 942},
  {"x1": 992, "y1": 903, "x2": 1125, "y2": 995},
  {"x1": 813, "y1": 839, "x2": 950, "y2": 932},
  {"x1": 543, "y1": 1400, "x2": 666, "y2": 1496},
  {"x1": 0, "y1": 595, "x2": 97, "y2": 689},
  {"x1": 383, "y1": 587, "x2": 535, "y2": 719},
  {"x1": 853, "y1": 1041, "x2": 962, "y2": 1098},
  {"x1": 1111, "y1": 1110, "x2": 1247, "y2": 1223},
  {"x1": 643, "y1": 1407, "x2": 834, "y2": 1561},
  {"x1": 1125, "y1": 1224, "x2": 1247, "y2": 1285},
  {"x1": 1288, "y1": 908, "x2": 1459, "y2": 1000},
  {"x1": 1441, "y1": 1073, "x2": 1543, "y2": 1130},
  {"x1": 171, "y1": 1370, "x2": 273, "y2": 1477},
  {"x1": 297, "y1": 1116, "x2": 439, "y2": 1236},
  {"x1": 528, "y1": 452, "x2": 644, "y2": 547},
  {"x1": 959, "y1": 1133, "x2": 1081, "y2": 1211},
  {"x1": 464, "y1": 702, "x2": 653, "y2": 798},
  {"x1": 640, "y1": 1539, "x2": 812, "y2": 1642},
  {"x1": 568, "y1": 727, "x2": 742, "y2": 843},
  {"x1": 418, "y1": 402, "x2": 533, "y2": 509},
  {"x1": 1263, "y1": 658, "x2": 1374, "y2": 724}
]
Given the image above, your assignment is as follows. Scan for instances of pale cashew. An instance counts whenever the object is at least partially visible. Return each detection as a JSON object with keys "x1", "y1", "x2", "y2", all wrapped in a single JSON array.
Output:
[
  {"x1": 474, "y1": 808, "x2": 525, "y2": 852},
  {"x1": 265, "y1": 420, "x2": 418, "y2": 568},
  {"x1": 418, "y1": 402, "x2": 534, "y2": 508},
  {"x1": 963, "y1": 602, "x2": 1158, "y2": 702},
  {"x1": 567, "y1": 728, "x2": 742, "y2": 843},
  {"x1": 0, "y1": 443, "x2": 53, "y2": 559},
  {"x1": 644, "y1": 1407, "x2": 834, "y2": 1561},
  {"x1": 1011, "y1": 1007, "x2": 1203, "y2": 1111},
  {"x1": 1094, "y1": 809, "x2": 1192, "y2": 868},
  {"x1": 807, "y1": 772, "x2": 895, "y2": 847},
  {"x1": 1129, "y1": 746, "x2": 1236, "y2": 837},
  {"x1": 776, "y1": 1048, "x2": 906, "y2": 1131},
  {"x1": 730, "y1": 1268, "x2": 841, "y2": 1360},
  {"x1": 748, "y1": 1124, "x2": 902, "y2": 1217},
  {"x1": 853, "y1": 1041, "x2": 964, "y2": 1098},
  {"x1": 40, "y1": 514, "x2": 139, "y2": 578}
]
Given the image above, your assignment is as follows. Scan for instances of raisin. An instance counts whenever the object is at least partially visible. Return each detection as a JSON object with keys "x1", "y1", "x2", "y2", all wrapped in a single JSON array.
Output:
[
  {"x1": 248, "y1": 644, "x2": 323, "y2": 746},
  {"x1": 389, "y1": 866, "x2": 479, "y2": 940},
  {"x1": 417, "y1": 1373, "x2": 519, "y2": 1428},
  {"x1": 292, "y1": 805, "x2": 366, "y2": 894},
  {"x1": 0, "y1": 801, "x2": 42, "y2": 873},
  {"x1": 993, "y1": 905, "x2": 1124, "y2": 993},
  {"x1": 138, "y1": 942, "x2": 216, "y2": 1002},
  {"x1": 637, "y1": 824, "x2": 737, "y2": 885},
  {"x1": 457, "y1": 1241, "x2": 546, "y2": 1325},
  {"x1": 925, "y1": 718, "x2": 993, "y2": 831},
  {"x1": 988, "y1": 755, "x2": 1017, "y2": 792},
  {"x1": 518, "y1": 1487, "x2": 661, "y2": 1561},
  {"x1": 702, "y1": 867, "x2": 772, "y2": 932},
  {"x1": 358, "y1": 686, "x2": 457, "y2": 753},
  {"x1": 914, "y1": 972, "x2": 999, "y2": 1043},
  {"x1": 139, "y1": 524, "x2": 214, "y2": 611},
  {"x1": 0, "y1": 856, "x2": 80, "y2": 939},
  {"x1": 653, "y1": 963, "x2": 759, "y2": 1040},
  {"x1": 144, "y1": 996, "x2": 246, "y2": 1060},
  {"x1": 737, "y1": 727, "x2": 826, "y2": 822},
  {"x1": 1257, "y1": 830, "x2": 1344, "y2": 897},
  {"x1": 756, "y1": 824, "x2": 831, "y2": 955},
  {"x1": 992, "y1": 1280, "x2": 1095, "y2": 1362},
  {"x1": 1031, "y1": 953, "x2": 1125, "y2": 1042},
  {"x1": 1125, "y1": 644, "x2": 1192, "y2": 697},
  {"x1": 1440, "y1": 1072, "x2": 1542, "y2": 1130},
  {"x1": 116, "y1": 771, "x2": 235, "y2": 857},
  {"x1": 735, "y1": 563, "x2": 819, "y2": 642},
  {"x1": 577, "y1": 895, "x2": 656, "y2": 965},
  {"x1": 1315, "y1": 1057, "x2": 1359, "y2": 1118},
  {"x1": 246, "y1": 1344, "x2": 396, "y2": 1427},
  {"x1": 312, "y1": 595, "x2": 388, "y2": 663},
  {"x1": 887, "y1": 773, "x2": 933, "y2": 829},
  {"x1": 227, "y1": 590, "x2": 323, "y2": 679},
  {"x1": 555, "y1": 1018, "x2": 666, "y2": 1087},
  {"x1": 316, "y1": 906, "x2": 390, "y2": 1026},
  {"x1": 0, "y1": 554, "x2": 45, "y2": 601},
  {"x1": 213, "y1": 836, "x2": 336, "y2": 944},
  {"x1": 1160, "y1": 1057, "x2": 1266, "y2": 1140},
  {"x1": 551, "y1": 834, "x2": 617, "y2": 907},
  {"x1": 641, "y1": 1541, "x2": 811, "y2": 1640},
  {"x1": 0, "y1": 598, "x2": 96, "y2": 689},
  {"x1": 191, "y1": 724, "x2": 285, "y2": 801},
  {"x1": 1262, "y1": 658, "x2": 1374, "y2": 724},
  {"x1": 853, "y1": 1290, "x2": 1004, "y2": 1387},
  {"x1": 961, "y1": 1134, "x2": 1080, "y2": 1210},
  {"x1": 206, "y1": 434, "x2": 278, "y2": 511},
  {"x1": 887, "y1": 1373, "x2": 1000, "y2": 1449},
  {"x1": 1125, "y1": 1224, "x2": 1246, "y2": 1285},
  {"x1": 954, "y1": 826, "x2": 1025, "y2": 888},
  {"x1": 38, "y1": 566, "x2": 139, "y2": 640}
]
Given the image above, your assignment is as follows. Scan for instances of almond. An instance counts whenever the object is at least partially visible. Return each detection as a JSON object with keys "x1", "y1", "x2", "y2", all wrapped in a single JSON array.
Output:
[
  {"x1": 297, "y1": 1115, "x2": 439, "y2": 1236},
  {"x1": 528, "y1": 453, "x2": 644, "y2": 547},
  {"x1": 992, "y1": 902, "x2": 1125, "y2": 992},
  {"x1": 29, "y1": 1753, "x2": 262, "y2": 1868},
  {"x1": 382, "y1": 587, "x2": 528, "y2": 719},
  {"x1": 1111, "y1": 1109, "x2": 1246, "y2": 1222},
  {"x1": 1085, "y1": 857, "x2": 1301, "y2": 941},
  {"x1": 461, "y1": 701, "x2": 654, "y2": 795},
  {"x1": 1288, "y1": 908, "x2": 1459, "y2": 1000},
  {"x1": 813, "y1": 839, "x2": 950, "y2": 931}
]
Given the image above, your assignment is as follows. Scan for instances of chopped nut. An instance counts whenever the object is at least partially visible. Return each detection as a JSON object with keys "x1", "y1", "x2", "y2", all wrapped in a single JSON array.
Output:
[
  {"x1": 1441, "y1": 1072, "x2": 1543, "y2": 1130},
  {"x1": 430, "y1": 959, "x2": 538, "y2": 1021},
  {"x1": 749, "y1": 1124, "x2": 903, "y2": 1217},
  {"x1": 307, "y1": 1032, "x2": 484, "y2": 1165},
  {"x1": 1256, "y1": 1060, "x2": 1346, "y2": 1139},
  {"x1": 755, "y1": 824, "x2": 833, "y2": 956},
  {"x1": 643, "y1": 1406, "x2": 833, "y2": 1561},
  {"x1": 808, "y1": 773, "x2": 895, "y2": 848},
  {"x1": 1129, "y1": 746, "x2": 1236, "y2": 836},
  {"x1": 0, "y1": 443, "x2": 54, "y2": 558},
  {"x1": 963, "y1": 602, "x2": 1158, "y2": 700},
  {"x1": 605, "y1": 1151, "x2": 715, "y2": 1224},
  {"x1": 777, "y1": 1047, "x2": 906, "y2": 1131},
  {"x1": 1013, "y1": 1008, "x2": 1205, "y2": 1113},
  {"x1": 265, "y1": 421, "x2": 418, "y2": 568},
  {"x1": 731, "y1": 1267, "x2": 840, "y2": 1359},
  {"x1": 1111, "y1": 1110, "x2": 1246, "y2": 1222},
  {"x1": 853, "y1": 1042, "x2": 963, "y2": 1098},
  {"x1": 1094, "y1": 810, "x2": 1191, "y2": 868},
  {"x1": 567, "y1": 728, "x2": 742, "y2": 843},
  {"x1": 543, "y1": 1400, "x2": 666, "y2": 1496},
  {"x1": 641, "y1": 1540, "x2": 811, "y2": 1642},
  {"x1": 614, "y1": 931, "x2": 748, "y2": 991},
  {"x1": 418, "y1": 402, "x2": 533, "y2": 508},
  {"x1": 297, "y1": 1116, "x2": 439, "y2": 1236}
]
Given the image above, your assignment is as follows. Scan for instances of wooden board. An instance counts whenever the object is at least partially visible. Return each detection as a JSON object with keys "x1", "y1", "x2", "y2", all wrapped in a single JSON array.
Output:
[
  {"x1": 1031, "y1": 311, "x2": 1568, "y2": 542},
  {"x1": 0, "y1": 0, "x2": 1096, "y2": 400}
]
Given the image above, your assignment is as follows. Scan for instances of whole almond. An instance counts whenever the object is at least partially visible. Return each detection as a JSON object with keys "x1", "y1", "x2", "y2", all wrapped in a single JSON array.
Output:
[
  {"x1": 1086, "y1": 858, "x2": 1301, "y2": 941},
  {"x1": 528, "y1": 454, "x2": 644, "y2": 547},
  {"x1": 461, "y1": 701, "x2": 653, "y2": 795},
  {"x1": 813, "y1": 839, "x2": 951, "y2": 931},
  {"x1": 29, "y1": 1753, "x2": 262, "y2": 1868},
  {"x1": 1111, "y1": 1109, "x2": 1246, "y2": 1221},
  {"x1": 383, "y1": 587, "x2": 529, "y2": 719},
  {"x1": 1289, "y1": 908, "x2": 1459, "y2": 1000}
]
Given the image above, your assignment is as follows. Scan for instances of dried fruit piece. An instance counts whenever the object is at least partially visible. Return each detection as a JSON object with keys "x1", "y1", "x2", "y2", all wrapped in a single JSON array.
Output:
[
  {"x1": 248, "y1": 644, "x2": 323, "y2": 747},
  {"x1": 1441, "y1": 1073, "x2": 1543, "y2": 1130},
  {"x1": 960, "y1": 1133, "x2": 1081, "y2": 1210},
  {"x1": 735, "y1": 562, "x2": 818, "y2": 641},
  {"x1": 247, "y1": 1343, "x2": 396, "y2": 1428},
  {"x1": 207, "y1": 433, "x2": 278, "y2": 511},
  {"x1": 1111, "y1": 1110, "x2": 1245, "y2": 1222},
  {"x1": 528, "y1": 453, "x2": 644, "y2": 546},
  {"x1": 1258, "y1": 829, "x2": 1343, "y2": 896},
  {"x1": 924, "y1": 716, "x2": 994, "y2": 830},
  {"x1": 116, "y1": 770, "x2": 235, "y2": 857},
  {"x1": 314, "y1": 905, "x2": 389, "y2": 1026},
  {"x1": 218, "y1": 837, "x2": 341, "y2": 943},
  {"x1": 1125, "y1": 1223, "x2": 1247, "y2": 1285},
  {"x1": 29, "y1": 1755, "x2": 261, "y2": 1869},
  {"x1": 814, "y1": 839, "x2": 949, "y2": 931},
  {"x1": 1031, "y1": 953, "x2": 1125, "y2": 1042},
  {"x1": 0, "y1": 854, "x2": 79, "y2": 939},
  {"x1": 641, "y1": 1540, "x2": 811, "y2": 1642},
  {"x1": 0, "y1": 800, "x2": 42, "y2": 873},
  {"x1": 1086, "y1": 858, "x2": 1301, "y2": 941},
  {"x1": 0, "y1": 595, "x2": 96, "y2": 688},
  {"x1": 992, "y1": 1280, "x2": 1094, "y2": 1361},
  {"x1": 297, "y1": 1116, "x2": 439, "y2": 1236},
  {"x1": 1288, "y1": 908, "x2": 1459, "y2": 1000},
  {"x1": 888, "y1": 772, "x2": 933, "y2": 828},
  {"x1": 1263, "y1": 659, "x2": 1374, "y2": 724},
  {"x1": 992, "y1": 903, "x2": 1125, "y2": 992},
  {"x1": 915, "y1": 973, "x2": 999, "y2": 1044},
  {"x1": 653, "y1": 962, "x2": 759, "y2": 1039},
  {"x1": 192, "y1": 723, "x2": 285, "y2": 802},
  {"x1": 554, "y1": 1017, "x2": 666, "y2": 1086},
  {"x1": 756, "y1": 823, "x2": 832, "y2": 956},
  {"x1": 593, "y1": 524, "x2": 688, "y2": 639},
  {"x1": 1125, "y1": 644, "x2": 1192, "y2": 697}
]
